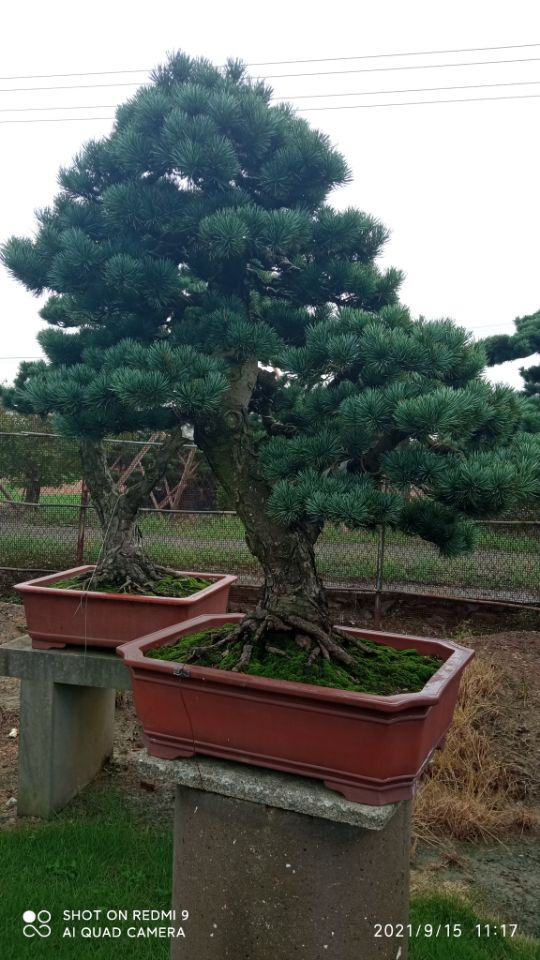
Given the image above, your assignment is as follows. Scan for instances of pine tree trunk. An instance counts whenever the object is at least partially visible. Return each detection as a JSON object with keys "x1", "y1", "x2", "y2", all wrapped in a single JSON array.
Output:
[
  {"x1": 237, "y1": 491, "x2": 329, "y2": 628},
  {"x1": 93, "y1": 498, "x2": 159, "y2": 588},
  {"x1": 79, "y1": 439, "x2": 158, "y2": 588},
  {"x1": 194, "y1": 360, "x2": 329, "y2": 634}
]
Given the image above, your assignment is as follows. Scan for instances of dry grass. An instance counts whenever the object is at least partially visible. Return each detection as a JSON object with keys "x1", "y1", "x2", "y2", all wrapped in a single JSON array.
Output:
[{"x1": 413, "y1": 656, "x2": 538, "y2": 843}]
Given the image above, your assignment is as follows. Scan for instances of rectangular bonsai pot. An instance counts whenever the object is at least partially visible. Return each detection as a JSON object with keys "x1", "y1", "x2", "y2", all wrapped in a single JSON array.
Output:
[
  {"x1": 119, "y1": 613, "x2": 474, "y2": 806},
  {"x1": 15, "y1": 566, "x2": 237, "y2": 650}
]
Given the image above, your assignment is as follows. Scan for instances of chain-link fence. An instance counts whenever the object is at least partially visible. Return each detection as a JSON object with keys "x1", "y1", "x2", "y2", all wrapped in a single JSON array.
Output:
[
  {"x1": 1, "y1": 421, "x2": 539, "y2": 604},
  {"x1": 1, "y1": 501, "x2": 539, "y2": 603}
]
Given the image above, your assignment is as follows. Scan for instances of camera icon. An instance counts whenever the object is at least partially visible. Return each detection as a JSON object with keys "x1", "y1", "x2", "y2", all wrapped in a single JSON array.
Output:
[{"x1": 22, "y1": 910, "x2": 52, "y2": 938}]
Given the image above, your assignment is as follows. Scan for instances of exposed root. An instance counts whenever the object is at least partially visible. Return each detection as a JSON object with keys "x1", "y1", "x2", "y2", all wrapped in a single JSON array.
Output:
[
  {"x1": 191, "y1": 607, "x2": 373, "y2": 677},
  {"x1": 232, "y1": 643, "x2": 254, "y2": 672},
  {"x1": 114, "y1": 577, "x2": 154, "y2": 595},
  {"x1": 284, "y1": 613, "x2": 357, "y2": 668},
  {"x1": 78, "y1": 562, "x2": 183, "y2": 594},
  {"x1": 307, "y1": 646, "x2": 321, "y2": 666},
  {"x1": 185, "y1": 631, "x2": 231, "y2": 663},
  {"x1": 231, "y1": 616, "x2": 270, "y2": 670},
  {"x1": 335, "y1": 627, "x2": 377, "y2": 657},
  {"x1": 266, "y1": 645, "x2": 290, "y2": 658}
]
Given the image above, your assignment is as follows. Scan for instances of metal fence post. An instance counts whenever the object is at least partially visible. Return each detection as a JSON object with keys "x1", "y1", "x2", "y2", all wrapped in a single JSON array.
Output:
[
  {"x1": 75, "y1": 482, "x2": 89, "y2": 566},
  {"x1": 374, "y1": 524, "x2": 386, "y2": 629}
]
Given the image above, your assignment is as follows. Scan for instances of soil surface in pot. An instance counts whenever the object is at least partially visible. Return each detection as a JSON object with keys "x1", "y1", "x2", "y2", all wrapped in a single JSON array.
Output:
[
  {"x1": 48, "y1": 573, "x2": 213, "y2": 598},
  {"x1": 145, "y1": 623, "x2": 442, "y2": 695}
]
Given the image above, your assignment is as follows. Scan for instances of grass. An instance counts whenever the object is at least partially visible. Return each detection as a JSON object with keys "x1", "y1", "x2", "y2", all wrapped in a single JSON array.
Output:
[
  {"x1": 0, "y1": 789, "x2": 172, "y2": 959},
  {"x1": 413, "y1": 657, "x2": 538, "y2": 842},
  {"x1": 0, "y1": 786, "x2": 537, "y2": 959},
  {"x1": 409, "y1": 896, "x2": 539, "y2": 959}
]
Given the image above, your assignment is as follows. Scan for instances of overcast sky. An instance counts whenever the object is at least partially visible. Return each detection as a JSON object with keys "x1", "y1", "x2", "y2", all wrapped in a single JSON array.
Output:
[{"x1": 1, "y1": 0, "x2": 539, "y2": 388}]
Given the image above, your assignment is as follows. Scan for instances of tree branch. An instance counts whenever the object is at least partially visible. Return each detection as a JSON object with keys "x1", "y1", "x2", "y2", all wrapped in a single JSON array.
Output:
[
  {"x1": 79, "y1": 438, "x2": 116, "y2": 528},
  {"x1": 124, "y1": 427, "x2": 189, "y2": 510}
]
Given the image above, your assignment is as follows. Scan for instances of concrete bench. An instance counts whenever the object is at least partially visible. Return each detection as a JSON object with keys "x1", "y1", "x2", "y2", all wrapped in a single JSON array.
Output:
[{"x1": 0, "y1": 635, "x2": 130, "y2": 817}]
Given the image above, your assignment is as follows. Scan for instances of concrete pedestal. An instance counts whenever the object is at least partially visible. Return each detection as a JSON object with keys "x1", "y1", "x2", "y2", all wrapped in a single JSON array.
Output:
[
  {"x1": 138, "y1": 755, "x2": 411, "y2": 960},
  {"x1": 18, "y1": 680, "x2": 116, "y2": 817},
  {"x1": 0, "y1": 635, "x2": 130, "y2": 817}
]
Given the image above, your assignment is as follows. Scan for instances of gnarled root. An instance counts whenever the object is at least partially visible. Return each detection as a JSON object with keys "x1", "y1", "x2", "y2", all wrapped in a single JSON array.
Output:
[
  {"x1": 75, "y1": 562, "x2": 180, "y2": 594},
  {"x1": 204, "y1": 608, "x2": 372, "y2": 674},
  {"x1": 184, "y1": 630, "x2": 232, "y2": 663}
]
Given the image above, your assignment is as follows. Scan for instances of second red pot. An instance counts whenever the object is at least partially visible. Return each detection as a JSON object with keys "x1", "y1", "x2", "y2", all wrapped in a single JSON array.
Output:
[
  {"x1": 15, "y1": 566, "x2": 237, "y2": 650},
  {"x1": 119, "y1": 613, "x2": 474, "y2": 805}
]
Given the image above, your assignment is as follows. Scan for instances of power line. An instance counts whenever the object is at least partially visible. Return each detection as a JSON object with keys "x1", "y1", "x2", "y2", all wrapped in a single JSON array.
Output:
[
  {"x1": 2, "y1": 90, "x2": 540, "y2": 125},
  {"x1": 0, "y1": 69, "x2": 150, "y2": 82},
  {"x1": 0, "y1": 103, "x2": 120, "y2": 113},
  {"x1": 4, "y1": 78, "x2": 540, "y2": 116},
  {"x1": 1, "y1": 42, "x2": 540, "y2": 81},
  {"x1": 2, "y1": 56, "x2": 540, "y2": 95},
  {"x1": 0, "y1": 81, "x2": 141, "y2": 94},
  {"x1": 281, "y1": 79, "x2": 540, "y2": 99},
  {"x1": 261, "y1": 56, "x2": 540, "y2": 79},
  {"x1": 300, "y1": 92, "x2": 540, "y2": 110},
  {"x1": 246, "y1": 43, "x2": 540, "y2": 65},
  {"x1": 0, "y1": 116, "x2": 114, "y2": 125}
]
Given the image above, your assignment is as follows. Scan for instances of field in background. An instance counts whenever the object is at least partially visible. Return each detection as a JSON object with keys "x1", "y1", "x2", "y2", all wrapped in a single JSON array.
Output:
[{"x1": 1, "y1": 499, "x2": 539, "y2": 603}]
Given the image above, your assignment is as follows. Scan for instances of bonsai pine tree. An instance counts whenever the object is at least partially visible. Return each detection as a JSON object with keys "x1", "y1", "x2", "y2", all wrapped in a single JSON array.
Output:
[{"x1": 3, "y1": 52, "x2": 539, "y2": 666}]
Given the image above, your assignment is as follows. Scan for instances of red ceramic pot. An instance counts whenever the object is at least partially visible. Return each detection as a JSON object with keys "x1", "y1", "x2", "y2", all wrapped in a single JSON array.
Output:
[
  {"x1": 119, "y1": 613, "x2": 474, "y2": 805},
  {"x1": 15, "y1": 566, "x2": 237, "y2": 650}
]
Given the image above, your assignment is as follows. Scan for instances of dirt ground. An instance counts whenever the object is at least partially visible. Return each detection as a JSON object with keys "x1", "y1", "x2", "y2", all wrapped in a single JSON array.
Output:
[{"x1": 1, "y1": 601, "x2": 539, "y2": 935}]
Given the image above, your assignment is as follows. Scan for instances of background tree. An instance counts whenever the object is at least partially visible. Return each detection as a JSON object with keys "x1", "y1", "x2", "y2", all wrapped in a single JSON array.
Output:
[
  {"x1": 483, "y1": 310, "x2": 540, "y2": 432},
  {"x1": 483, "y1": 310, "x2": 540, "y2": 434},
  {"x1": 1, "y1": 368, "x2": 81, "y2": 504},
  {"x1": 3, "y1": 52, "x2": 539, "y2": 665},
  {"x1": 483, "y1": 309, "x2": 540, "y2": 368}
]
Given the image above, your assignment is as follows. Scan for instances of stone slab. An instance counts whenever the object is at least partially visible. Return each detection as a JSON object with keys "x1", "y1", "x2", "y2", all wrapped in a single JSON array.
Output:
[
  {"x1": 136, "y1": 753, "x2": 398, "y2": 830},
  {"x1": 172, "y1": 785, "x2": 411, "y2": 960},
  {"x1": 0, "y1": 634, "x2": 131, "y2": 689}
]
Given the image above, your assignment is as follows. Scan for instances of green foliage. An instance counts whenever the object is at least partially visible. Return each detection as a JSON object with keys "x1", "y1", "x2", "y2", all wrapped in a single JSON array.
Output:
[
  {"x1": 484, "y1": 310, "x2": 540, "y2": 426},
  {"x1": 484, "y1": 309, "x2": 540, "y2": 366},
  {"x1": 2, "y1": 48, "x2": 539, "y2": 561}
]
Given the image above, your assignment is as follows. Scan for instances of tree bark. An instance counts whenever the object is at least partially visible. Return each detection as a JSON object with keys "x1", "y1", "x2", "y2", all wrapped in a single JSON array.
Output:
[
  {"x1": 79, "y1": 439, "x2": 157, "y2": 586},
  {"x1": 171, "y1": 448, "x2": 198, "y2": 509},
  {"x1": 79, "y1": 431, "x2": 186, "y2": 588},
  {"x1": 194, "y1": 360, "x2": 329, "y2": 632}
]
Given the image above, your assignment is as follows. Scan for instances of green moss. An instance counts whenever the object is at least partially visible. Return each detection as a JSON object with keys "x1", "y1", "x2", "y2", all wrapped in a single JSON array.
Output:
[
  {"x1": 146, "y1": 624, "x2": 441, "y2": 695},
  {"x1": 49, "y1": 573, "x2": 213, "y2": 598},
  {"x1": 147, "y1": 574, "x2": 213, "y2": 597}
]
